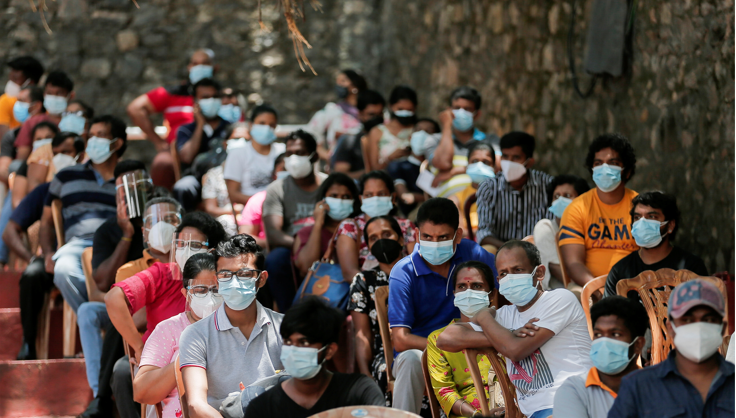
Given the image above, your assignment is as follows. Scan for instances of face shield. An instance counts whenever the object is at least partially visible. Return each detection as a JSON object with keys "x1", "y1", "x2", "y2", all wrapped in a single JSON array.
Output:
[
  {"x1": 143, "y1": 203, "x2": 182, "y2": 255},
  {"x1": 116, "y1": 170, "x2": 154, "y2": 219},
  {"x1": 170, "y1": 232, "x2": 211, "y2": 282}
]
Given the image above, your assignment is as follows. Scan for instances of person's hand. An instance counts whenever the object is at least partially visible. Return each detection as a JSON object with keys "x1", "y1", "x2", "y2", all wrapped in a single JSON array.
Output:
[
  {"x1": 154, "y1": 139, "x2": 169, "y2": 152},
  {"x1": 117, "y1": 201, "x2": 135, "y2": 239},
  {"x1": 438, "y1": 108, "x2": 454, "y2": 127},
  {"x1": 387, "y1": 146, "x2": 411, "y2": 162},
  {"x1": 513, "y1": 318, "x2": 540, "y2": 338},
  {"x1": 472, "y1": 306, "x2": 497, "y2": 325},
  {"x1": 131, "y1": 342, "x2": 143, "y2": 366},
  {"x1": 489, "y1": 407, "x2": 505, "y2": 417},
  {"x1": 432, "y1": 169, "x2": 455, "y2": 187},
  {"x1": 313, "y1": 200, "x2": 329, "y2": 224},
  {"x1": 401, "y1": 193, "x2": 415, "y2": 205},
  {"x1": 44, "y1": 253, "x2": 55, "y2": 274},
  {"x1": 193, "y1": 103, "x2": 205, "y2": 126}
]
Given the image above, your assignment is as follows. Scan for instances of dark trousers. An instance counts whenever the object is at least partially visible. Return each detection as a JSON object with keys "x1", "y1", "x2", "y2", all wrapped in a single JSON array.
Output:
[
  {"x1": 19, "y1": 257, "x2": 55, "y2": 356},
  {"x1": 265, "y1": 247, "x2": 297, "y2": 312},
  {"x1": 93, "y1": 327, "x2": 126, "y2": 414},
  {"x1": 112, "y1": 355, "x2": 140, "y2": 418}
]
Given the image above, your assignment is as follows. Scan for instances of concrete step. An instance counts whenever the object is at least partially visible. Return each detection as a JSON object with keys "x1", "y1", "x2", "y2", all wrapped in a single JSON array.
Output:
[
  {"x1": 0, "y1": 359, "x2": 92, "y2": 417},
  {"x1": 0, "y1": 271, "x2": 21, "y2": 309},
  {"x1": 0, "y1": 308, "x2": 22, "y2": 360}
]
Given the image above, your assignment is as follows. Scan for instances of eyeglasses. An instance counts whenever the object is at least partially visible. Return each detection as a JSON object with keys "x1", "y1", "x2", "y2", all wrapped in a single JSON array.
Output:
[
  {"x1": 174, "y1": 240, "x2": 209, "y2": 250},
  {"x1": 216, "y1": 268, "x2": 262, "y2": 282},
  {"x1": 187, "y1": 285, "x2": 221, "y2": 297}
]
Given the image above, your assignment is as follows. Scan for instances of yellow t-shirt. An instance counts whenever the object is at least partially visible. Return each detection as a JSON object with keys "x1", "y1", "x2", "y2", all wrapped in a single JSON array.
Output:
[
  {"x1": 558, "y1": 188, "x2": 639, "y2": 277},
  {"x1": 454, "y1": 184, "x2": 478, "y2": 229},
  {"x1": 0, "y1": 94, "x2": 20, "y2": 129}
]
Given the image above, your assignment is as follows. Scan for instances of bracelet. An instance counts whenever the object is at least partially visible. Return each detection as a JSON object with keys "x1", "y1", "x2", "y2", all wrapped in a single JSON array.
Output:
[{"x1": 121, "y1": 236, "x2": 132, "y2": 242}]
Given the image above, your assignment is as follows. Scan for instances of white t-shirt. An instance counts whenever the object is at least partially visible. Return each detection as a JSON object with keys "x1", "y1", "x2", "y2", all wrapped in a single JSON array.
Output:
[
  {"x1": 223, "y1": 141, "x2": 286, "y2": 197},
  {"x1": 495, "y1": 289, "x2": 592, "y2": 416}
]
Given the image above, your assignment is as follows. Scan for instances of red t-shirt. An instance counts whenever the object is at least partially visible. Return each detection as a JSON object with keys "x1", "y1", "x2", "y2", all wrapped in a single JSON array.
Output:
[
  {"x1": 15, "y1": 113, "x2": 54, "y2": 148},
  {"x1": 112, "y1": 261, "x2": 186, "y2": 343},
  {"x1": 146, "y1": 85, "x2": 194, "y2": 143}
]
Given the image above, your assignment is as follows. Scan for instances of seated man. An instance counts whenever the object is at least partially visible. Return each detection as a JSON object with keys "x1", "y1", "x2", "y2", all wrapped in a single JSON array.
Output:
[
  {"x1": 559, "y1": 133, "x2": 639, "y2": 287},
  {"x1": 476, "y1": 131, "x2": 553, "y2": 252},
  {"x1": 604, "y1": 191, "x2": 708, "y2": 298},
  {"x1": 0, "y1": 56, "x2": 44, "y2": 139},
  {"x1": 436, "y1": 240, "x2": 592, "y2": 418},
  {"x1": 608, "y1": 279, "x2": 734, "y2": 417},
  {"x1": 553, "y1": 296, "x2": 648, "y2": 418},
  {"x1": 245, "y1": 297, "x2": 384, "y2": 417},
  {"x1": 180, "y1": 234, "x2": 284, "y2": 416},
  {"x1": 331, "y1": 89, "x2": 385, "y2": 179},
  {"x1": 388, "y1": 197, "x2": 496, "y2": 414}
]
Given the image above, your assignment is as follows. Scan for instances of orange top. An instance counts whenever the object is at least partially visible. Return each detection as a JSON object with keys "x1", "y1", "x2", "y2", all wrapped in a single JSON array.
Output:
[
  {"x1": 115, "y1": 250, "x2": 156, "y2": 283},
  {"x1": 0, "y1": 94, "x2": 21, "y2": 129},
  {"x1": 584, "y1": 366, "x2": 639, "y2": 399}
]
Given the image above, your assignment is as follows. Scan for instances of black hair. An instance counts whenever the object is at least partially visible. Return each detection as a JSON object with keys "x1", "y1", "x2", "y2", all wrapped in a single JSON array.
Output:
[
  {"x1": 52, "y1": 131, "x2": 78, "y2": 148},
  {"x1": 149, "y1": 186, "x2": 173, "y2": 199},
  {"x1": 26, "y1": 85, "x2": 44, "y2": 103},
  {"x1": 416, "y1": 197, "x2": 459, "y2": 230},
  {"x1": 280, "y1": 296, "x2": 345, "y2": 346},
  {"x1": 225, "y1": 122, "x2": 247, "y2": 139},
  {"x1": 449, "y1": 86, "x2": 482, "y2": 111},
  {"x1": 467, "y1": 139, "x2": 496, "y2": 162},
  {"x1": 90, "y1": 115, "x2": 128, "y2": 157},
  {"x1": 7, "y1": 56, "x2": 44, "y2": 84},
  {"x1": 250, "y1": 104, "x2": 278, "y2": 122},
  {"x1": 73, "y1": 137, "x2": 85, "y2": 154},
  {"x1": 114, "y1": 160, "x2": 147, "y2": 178},
  {"x1": 145, "y1": 196, "x2": 183, "y2": 215},
  {"x1": 31, "y1": 121, "x2": 59, "y2": 140},
  {"x1": 360, "y1": 170, "x2": 395, "y2": 194},
  {"x1": 176, "y1": 212, "x2": 227, "y2": 250},
  {"x1": 318, "y1": 173, "x2": 361, "y2": 218},
  {"x1": 363, "y1": 215, "x2": 403, "y2": 245},
  {"x1": 273, "y1": 152, "x2": 286, "y2": 171},
  {"x1": 388, "y1": 85, "x2": 418, "y2": 106},
  {"x1": 192, "y1": 78, "x2": 221, "y2": 96},
  {"x1": 182, "y1": 252, "x2": 217, "y2": 288},
  {"x1": 286, "y1": 129, "x2": 317, "y2": 154},
  {"x1": 545, "y1": 174, "x2": 591, "y2": 206},
  {"x1": 630, "y1": 191, "x2": 681, "y2": 240},
  {"x1": 415, "y1": 118, "x2": 441, "y2": 134},
  {"x1": 214, "y1": 233, "x2": 265, "y2": 270},
  {"x1": 356, "y1": 89, "x2": 385, "y2": 112},
  {"x1": 451, "y1": 260, "x2": 496, "y2": 290},
  {"x1": 44, "y1": 70, "x2": 74, "y2": 94},
  {"x1": 585, "y1": 133, "x2": 637, "y2": 182},
  {"x1": 591, "y1": 295, "x2": 649, "y2": 339},
  {"x1": 68, "y1": 99, "x2": 94, "y2": 120},
  {"x1": 497, "y1": 240, "x2": 542, "y2": 267},
  {"x1": 500, "y1": 131, "x2": 535, "y2": 159},
  {"x1": 341, "y1": 69, "x2": 367, "y2": 92}
]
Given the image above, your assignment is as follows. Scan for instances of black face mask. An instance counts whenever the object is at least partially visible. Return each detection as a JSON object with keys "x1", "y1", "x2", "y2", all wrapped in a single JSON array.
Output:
[
  {"x1": 362, "y1": 115, "x2": 383, "y2": 133},
  {"x1": 370, "y1": 239, "x2": 404, "y2": 264},
  {"x1": 335, "y1": 85, "x2": 349, "y2": 99},
  {"x1": 391, "y1": 112, "x2": 417, "y2": 127}
]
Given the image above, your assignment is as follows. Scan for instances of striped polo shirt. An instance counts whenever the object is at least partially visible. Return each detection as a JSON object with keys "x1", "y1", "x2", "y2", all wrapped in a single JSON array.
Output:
[{"x1": 45, "y1": 161, "x2": 117, "y2": 242}]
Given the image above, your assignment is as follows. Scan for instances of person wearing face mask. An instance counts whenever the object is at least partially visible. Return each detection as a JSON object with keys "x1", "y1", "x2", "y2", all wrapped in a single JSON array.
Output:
[
  {"x1": 239, "y1": 153, "x2": 286, "y2": 249},
  {"x1": 436, "y1": 240, "x2": 592, "y2": 418},
  {"x1": 1, "y1": 85, "x2": 46, "y2": 188},
  {"x1": 335, "y1": 170, "x2": 416, "y2": 284},
  {"x1": 604, "y1": 192, "x2": 708, "y2": 299},
  {"x1": 608, "y1": 279, "x2": 734, "y2": 417},
  {"x1": 217, "y1": 87, "x2": 244, "y2": 123},
  {"x1": 552, "y1": 296, "x2": 648, "y2": 418},
  {"x1": 179, "y1": 234, "x2": 285, "y2": 416},
  {"x1": 245, "y1": 296, "x2": 384, "y2": 417},
  {"x1": 449, "y1": 140, "x2": 497, "y2": 238},
  {"x1": 224, "y1": 105, "x2": 286, "y2": 207},
  {"x1": 391, "y1": 118, "x2": 440, "y2": 215},
  {"x1": 0, "y1": 56, "x2": 44, "y2": 140},
  {"x1": 559, "y1": 133, "x2": 639, "y2": 287},
  {"x1": 476, "y1": 131, "x2": 554, "y2": 254},
  {"x1": 134, "y1": 253, "x2": 221, "y2": 418},
  {"x1": 57, "y1": 99, "x2": 93, "y2": 139},
  {"x1": 366, "y1": 85, "x2": 417, "y2": 171},
  {"x1": 388, "y1": 198, "x2": 496, "y2": 414},
  {"x1": 331, "y1": 89, "x2": 386, "y2": 179}
]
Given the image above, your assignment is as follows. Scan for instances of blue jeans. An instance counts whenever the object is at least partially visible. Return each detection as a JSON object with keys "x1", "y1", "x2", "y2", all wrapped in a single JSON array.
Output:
[
  {"x1": 529, "y1": 408, "x2": 554, "y2": 418},
  {"x1": 265, "y1": 246, "x2": 296, "y2": 312},
  {"x1": 52, "y1": 238, "x2": 93, "y2": 312},
  {"x1": 0, "y1": 193, "x2": 13, "y2": 263},
  {"x1": 77, "y1": 302, "x2": 112, "y2": 397}
]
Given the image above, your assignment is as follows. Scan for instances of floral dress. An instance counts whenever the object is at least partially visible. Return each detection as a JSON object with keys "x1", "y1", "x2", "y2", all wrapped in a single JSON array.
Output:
[{"x1": 336, "y1": 213, "x2": 415, "y2": 271}]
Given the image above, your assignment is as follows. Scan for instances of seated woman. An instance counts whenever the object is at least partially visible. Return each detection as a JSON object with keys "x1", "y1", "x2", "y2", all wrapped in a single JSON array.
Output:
[
  {"x1": 427, "y1": 261, "x2": 502, "y2": 418},
  {"x1": 366, "y1": 85, "x2": 417, "y2": 171},
  {"x1": 450, "y1": 139, "x2": 497, "y2": 239},
  {"x1": 532, "y1": 174, "x2": 590, "y2": 289},
  {"x1": 293, "y1": 172, "x2": 361, "y2": 278},
  {"x1": 238, "y1": 153, "x2": 286, "y2": 249},
  {"x1": 392, "y1": 118, "x2": 441, "y2": 216},
  {"x1": 13, "y1": 121, "x2": 58, "y2": 206},
  {"x1": 335, "y1": 170, "x2": 416, "y2": 281},
  {"x1": 133, "y1": 253, "x2": 222, "y2": 418}
]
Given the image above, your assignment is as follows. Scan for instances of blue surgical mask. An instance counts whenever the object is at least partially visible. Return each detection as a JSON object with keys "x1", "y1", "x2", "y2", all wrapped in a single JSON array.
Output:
[
  {"x1": 324, "y1": 197, "x2": 354, "y2": 221},
  {"x1": 276, "y1": 171, "x2": 290, "y2": 180},
  {"x1": 499, "y1": 266, "x2": 540, "y2": 306},
  {"x1": 189, "y1": 65, "x2": 213, "y2": 85},
  {"x1": 218, "y1": 277, "x2": 258, "y2": 311},
  {"x1": 218, "y1": 103, "x2": 241, "y2": 123},
  {"x1": 12, "y1": 101, "x2": 30, "y2": 123},
  {"x1": 592, "y1": 164, "x2": 623, "y2": 193},
  {"x1": 452, "y1": 108, "x2": 474, "y2": 132},
  {"x1": 198, "y1": 98, "x2": 221, "y2": 119},
  {"x1": 410, "y1": 130, "x2": 429, "y2": 156},
  {"x1": 466, "y1": 162, "x2": 495, "y2": 185},
  {"x1": 280, "y1": 345, "x2": 327, "y2": 380},
  {"x1": 454, "y1": 289, "x2": 491, "y2": 318},
  {"x1": 631, "y1": 218, "x2": 668, "y2": 248},
  {"x1": 549, "y1": 197, "x2": 573, "y2": 219},
  {"x1": 32, "y1": 138, "x2": 53, "y2": 152},
  {"x1": 361, "y1": 196, "x2": 394, "y2": 218},
  {"x1": 250, "y1": 124, "x2": 277, "y2": 145},
  {"x1": 86, "y1": 136, "x2": 118, "y2": 164},
  {"x1": 590, "y1": 337, "x2": 638, "y2": 375},
  {"x1": 58, "y1": 113, "x2": 86, "y2": 135},
  {"x1": 43, "y1": 95, "x2": 68, "y2": 115},
  {"x1": 420, "y1": 233, "x2": 457, "y2": 266}
]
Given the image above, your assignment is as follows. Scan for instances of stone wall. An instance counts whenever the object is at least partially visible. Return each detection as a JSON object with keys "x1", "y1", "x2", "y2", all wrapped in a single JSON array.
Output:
[{"x1": 1, "y1": 0, "x2": 733, "y2": 273}]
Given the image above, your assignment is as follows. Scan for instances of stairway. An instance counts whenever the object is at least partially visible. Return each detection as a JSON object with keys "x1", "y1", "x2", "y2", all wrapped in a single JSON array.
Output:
[{"x1": 0, "y1": 271, "x2": 92, "y2": 418}]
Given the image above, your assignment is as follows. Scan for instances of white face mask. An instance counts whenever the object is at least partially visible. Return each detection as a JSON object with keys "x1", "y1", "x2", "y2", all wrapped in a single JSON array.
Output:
[
  {"x1": 147, "y1": 221, "x2": 177, "y2": 254},
  {"x1": 188, "y1": 292, "x2": 223, "y2": 319},
  {"x1": 500, "y1": 160, "x2": 527, "y2": 182},
  {"x1": 672, "y1": 321, "x2": 723, "y2": 363},
  {"x1": 284, "y1": 153, "x2": 314, "y2": 179},
  {"x1": 52, "y1": 153, "x2": 77, "y2": 174}
]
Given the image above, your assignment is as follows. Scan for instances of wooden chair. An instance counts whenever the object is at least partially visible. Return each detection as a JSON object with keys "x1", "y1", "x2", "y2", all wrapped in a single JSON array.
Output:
[
  {"x1": 420, "y1": 349, "x2": 441, "y2": 418},
  {"x1": 175, "y1": 355, "x2": 189, "y2": 418},
  {"x1": 308, "y1": 406, "x2": 422, "y2": 418},
  {"x1": 170, "y1": 143, "x2": 182, "y2": 182},
  {"x1": 463, "y1": 192, "x2": 477, "y2": 242},
  {"x1": 555, "y1": 235, "x2": 571, "y2": 288},
  {"x1": 81, "y1": 247, "x2": 106, "y2": 303},
  {"x1": 616, "y1": 269, "x2": 730, "y2": 365},
  {"x1": 50, "y1": 199, "x2": 78, "y2": 358},
  {"x1": 465, "y1": 348, "x2": 524, "y2": 418},
  {"x1": 359, "y1": 135, "x2": 372, "y2": 172},
  {"x1": 581, "y1": 275, "x2": 608, "y2": 338},
  {"x1": 374, "y1": 286, "x2": 395, "y2": 394}
]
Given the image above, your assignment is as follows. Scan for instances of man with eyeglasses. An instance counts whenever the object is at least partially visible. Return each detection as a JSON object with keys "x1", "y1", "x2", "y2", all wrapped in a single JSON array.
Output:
[{"x1": 180, "y1": 234, "x2": 284, "y2": 417}]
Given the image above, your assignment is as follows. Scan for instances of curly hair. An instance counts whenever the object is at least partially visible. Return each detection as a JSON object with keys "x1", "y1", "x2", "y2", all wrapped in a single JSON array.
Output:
[
  {"x1": 176, "y1": 212, "x2": 227, "y2": 250},
  {"x1": 214, "y1": 234, "x2": 265, "y2": 270},
  {"x1": 585, "y1": 133, "x2": 637, "y2": 182}
]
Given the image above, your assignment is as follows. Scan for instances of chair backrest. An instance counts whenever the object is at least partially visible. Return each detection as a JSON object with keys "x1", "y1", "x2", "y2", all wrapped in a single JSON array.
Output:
[
  {"x1": 51, "y1": 199, "x2": 65, "y2": 249},
  {"x1": 170, "y1": 143, "x2": 182, "y2": 182},
  {"x1": 359, "y1": 135, "x2": 372, "y2": 172},
  {"x1": 554, "y1": 235, "x2": 571, "y2": 288},
  {"x1": 421, "y1": 349, "x2": 441, "y2": 418},
  {"x1": 463, "y1": 349, "x2": 491, "y2": 416},
  {"x1": 581, "y1": 275, "x2": 608, "y2": 338},
  {"x1": 81, "y1": 247, "x2": 107, "y2": 303},
  {"x1": 616, "y1": 268, "x2": 730, "y2": 364},
  {"x1": 476, "y1": 347, "x2": 524, "y2": 418},
  {"x1": 175, "y1": 354, "x2": 189, "y2": 418},
  {"x1": 374, "y1": 286, "x2": 395, "y2": 385},
  {"x1": 463, "y1": 192, "x2": 478, "y2": 242},
  {"x1": 521, "y1": 235, "x2": 535, "y2": 245}
]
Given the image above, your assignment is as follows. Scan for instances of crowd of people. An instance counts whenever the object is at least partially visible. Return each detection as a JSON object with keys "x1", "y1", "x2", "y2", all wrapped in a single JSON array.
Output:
[{"x1": 0, "y1": 50, "x2": 733, "y2": 418}]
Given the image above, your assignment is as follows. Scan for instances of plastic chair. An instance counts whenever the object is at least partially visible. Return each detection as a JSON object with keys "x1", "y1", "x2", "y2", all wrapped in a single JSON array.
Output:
[
  {"x1": 581, "y1": 275, "x2": 607, "y2": 338},
  {"x1": 308, "y1": 406, "x2": 421, "y2": 418},
  {"x1": 463, "y1": 349, "x2": 491, "y2": 416},
  {"x1": 374, "y1": 286, "x2": 395, "y2": 394},
  {"x1": 50, "y1": 199, "x2": 78, "y2": 358},
  {"x1": 81, "y1": 247, "x2": 106, "y2": 303},
  {"x1": 420, "y1": 349, "x2": 441, "y2": 418},
  {"x1": 555, "y1": 235, "x2": 571, "y2": 288},
  {"x1": 175, "y1": 355, "x2": 189, "y2": 418},
  {"x1": 463, "y1": 192, "x2": 477, "y2": 242},
  {"x1": 521, "y1": 235, "x2": 535, "y2": 244},
  {"x1": 465, "y1": 348, "x2": 524, "y2": 418},
  {"x1": 616, "y1": 268, "x2": 730, "y2": 365}
]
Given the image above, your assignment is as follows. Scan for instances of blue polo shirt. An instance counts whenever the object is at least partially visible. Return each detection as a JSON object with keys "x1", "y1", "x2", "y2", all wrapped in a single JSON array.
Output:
[
  {"x1": 608, "y1": 350, "x2": 734, "y2": 417},
  {"x1": 387, "y1": 238, "x2": 497, "y2": 340}
]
